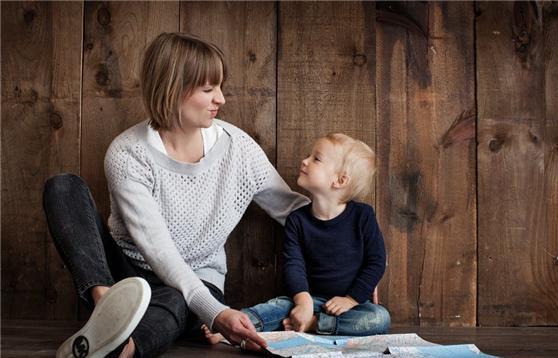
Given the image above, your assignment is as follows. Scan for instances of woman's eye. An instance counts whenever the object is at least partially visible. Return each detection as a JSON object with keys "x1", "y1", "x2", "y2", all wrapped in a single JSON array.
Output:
[
  {"x1": 314, "y1": 157, "x2": 321, "y2": 162},
  {"x1": 203, "y1": 89, "x2": 213, "y2": 93}
]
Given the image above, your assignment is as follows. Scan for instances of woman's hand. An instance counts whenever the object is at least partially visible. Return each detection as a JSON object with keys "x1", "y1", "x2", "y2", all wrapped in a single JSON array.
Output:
[
  {"x1": 323, "y1": 296, "x2": 358, "y2": 316},
  {"x1": 212, "y1": 308, "x2": 267, "y2": 351}
]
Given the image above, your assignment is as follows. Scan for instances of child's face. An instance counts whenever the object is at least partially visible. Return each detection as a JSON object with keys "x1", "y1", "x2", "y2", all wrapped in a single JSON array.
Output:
[
  {"x1": 297, "y1": 138, "x2": 343, "y2": 195},
  {"x1": 179, "y1": 81, "x2": 225, "y2": 128}
]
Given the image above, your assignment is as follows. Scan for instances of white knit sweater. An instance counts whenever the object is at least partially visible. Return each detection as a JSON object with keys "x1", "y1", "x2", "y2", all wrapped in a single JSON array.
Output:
[{"x1": 104, "y1": 119, "x2": 310, "y2": 328}]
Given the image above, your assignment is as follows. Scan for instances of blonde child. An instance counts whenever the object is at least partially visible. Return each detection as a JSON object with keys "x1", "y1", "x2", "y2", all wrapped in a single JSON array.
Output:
[{"x1": 205, "y1": 133, "x2": 389, "y2": 344}]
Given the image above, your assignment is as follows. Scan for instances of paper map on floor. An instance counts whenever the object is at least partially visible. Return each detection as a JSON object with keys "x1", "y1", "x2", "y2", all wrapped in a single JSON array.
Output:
[{"x1": 256, "y1": 332, "x2": 499, "y2": 358}]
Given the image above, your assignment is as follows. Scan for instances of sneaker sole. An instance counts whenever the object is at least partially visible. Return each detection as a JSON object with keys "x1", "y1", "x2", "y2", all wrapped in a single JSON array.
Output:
[{"x1": 56, "y1": 277, "x2": 151, "y2": 358}]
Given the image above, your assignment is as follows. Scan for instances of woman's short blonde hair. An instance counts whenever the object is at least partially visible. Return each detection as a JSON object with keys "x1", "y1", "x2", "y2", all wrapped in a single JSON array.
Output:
[
  {"x1": 140, "y1": 32, "x2": 227, "y2": 130},
  {"x1": 324, "y1": 133, "x2": 378, "y2": 202}
]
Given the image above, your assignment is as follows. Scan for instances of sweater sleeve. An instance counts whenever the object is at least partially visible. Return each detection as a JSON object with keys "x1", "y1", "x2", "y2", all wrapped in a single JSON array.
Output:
[
  {"x1": 248, "y1": 140, "x2": 310, "y2": 226},
  {"x1": 283, "y1": 214, "x2": 310, "y2": 296},
  {"x1": 346, "y1": 208, "x2": 387, "y2": 303},
  {"x1": 105, "y1": 146, "x2": 229, "y2": 329}
]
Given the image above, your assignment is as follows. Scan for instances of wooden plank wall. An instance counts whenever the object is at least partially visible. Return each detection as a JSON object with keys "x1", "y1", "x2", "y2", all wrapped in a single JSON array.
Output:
[
  {"x1": 477, "y1": 1, "x2": 558, "y2": 326},
  {"x1": 376, "y1": 2, "x2": 476, "y2": 326},
  {"x1": 2, "y1": 1, "x2": 557, "y2": 327},
  {"x1": 2, "y1": 1, "x2": 83, "y2": 319}
]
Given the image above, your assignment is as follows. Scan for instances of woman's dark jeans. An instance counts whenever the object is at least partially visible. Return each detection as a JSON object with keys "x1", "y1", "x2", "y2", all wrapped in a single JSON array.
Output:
[{"x1": 43, "y1": 173, "x2": 224, "y2": 357}]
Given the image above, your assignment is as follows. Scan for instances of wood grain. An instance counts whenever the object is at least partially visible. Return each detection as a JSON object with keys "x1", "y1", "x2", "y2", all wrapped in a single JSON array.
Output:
[
  {"x1": 477, "y1": 1, "x2": 558, "y2": 326},
  {"x1": 376, "y1": 2, "x2": 476, "y2": 326},
  {"x1": 1, "y1": 1, "x2": 82, "y2": 319},
  {"x1": 180, "y1": 1, "x2": 279, "y2": 308},
  {"x1": 278, "y1": 1, "x2": 376, "y2": 198}
]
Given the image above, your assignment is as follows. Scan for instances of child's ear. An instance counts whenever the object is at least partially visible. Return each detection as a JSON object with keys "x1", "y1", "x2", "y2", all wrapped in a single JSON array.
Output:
[{"x1": 333, "y1": 174, "x2": 350, "y2": 189}]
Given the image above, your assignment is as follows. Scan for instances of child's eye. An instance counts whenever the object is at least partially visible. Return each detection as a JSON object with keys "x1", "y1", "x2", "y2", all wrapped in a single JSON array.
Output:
[
  {"x1": 314, "y1": 157, "x2": 321, "y2": 162},
  {"x1": 203, "y1": 88, "x2": 213, "y2": 93}
]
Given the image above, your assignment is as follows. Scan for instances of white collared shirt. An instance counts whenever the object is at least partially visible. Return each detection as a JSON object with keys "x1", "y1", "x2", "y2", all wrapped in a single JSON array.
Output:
[{"x1": 146, "y1": 120, "x2": 224, "y2": 159}]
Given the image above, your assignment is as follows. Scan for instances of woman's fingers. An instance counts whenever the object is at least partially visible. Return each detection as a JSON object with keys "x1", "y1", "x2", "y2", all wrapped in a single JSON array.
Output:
[
  {"x1": 238, "y1": 315, "x2": 267, "y2": 348},
  {"x1": 213, "y1": 309, "x2": 267, "y2": 349},
  {"x1": 235, "y1": 326, "x2": 267, "y2": 349},
  {"x1": 245, "y1": 339, "x2": 265, "y2": 352}
]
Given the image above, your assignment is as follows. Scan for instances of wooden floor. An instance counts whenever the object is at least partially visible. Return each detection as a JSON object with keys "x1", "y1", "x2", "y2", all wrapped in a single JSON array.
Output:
[{"x1": 2, "y1": 320, "x2": 558, "y2": 357}]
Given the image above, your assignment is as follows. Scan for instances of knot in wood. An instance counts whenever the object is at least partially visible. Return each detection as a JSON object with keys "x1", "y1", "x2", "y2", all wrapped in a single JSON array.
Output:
[
  {"x1": 97, "y1": 7, "x2": 111, "y2": 26},
  {"x1": 24, "y1": 9, "x2": 36, "y2": 24},
  {"x1": 513, "y1": 30, "x2": 530, "y2": 53},
  {"x1": 488, "y1": 137, "x2": 504, "y2": 152},
  {"x1": 49, "y1": 112, "x2": 63, "y2": 130},
  {"x1": 353, "y1": 54, "x2": 367, "y2": 66},
  {"x1": 95, "y1": 64, "x2": 109, "y2": 86},
  {"x1": 248, "y1": 51, "x2": 257, "y2": 62}
]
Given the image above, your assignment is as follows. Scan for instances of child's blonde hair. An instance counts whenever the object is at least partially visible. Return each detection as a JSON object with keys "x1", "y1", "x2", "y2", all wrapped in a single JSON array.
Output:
[
  {"x1": 324, "y1": 133, "x2": 377, "y2": 202},
  {"x1": 140, "y1": 32, "x2": 227, "y2": 130}
]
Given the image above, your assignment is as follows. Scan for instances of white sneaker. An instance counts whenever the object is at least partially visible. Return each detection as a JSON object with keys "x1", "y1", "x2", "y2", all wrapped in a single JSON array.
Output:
[{"x1": 56, "y1": 277, "x2": 151, "y2": 358}]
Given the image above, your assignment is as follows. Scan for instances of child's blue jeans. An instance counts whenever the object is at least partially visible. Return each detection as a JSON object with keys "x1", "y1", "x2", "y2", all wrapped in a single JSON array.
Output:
[{"x1": 242, "y1": 296, "x2": 391, "y2": 336}]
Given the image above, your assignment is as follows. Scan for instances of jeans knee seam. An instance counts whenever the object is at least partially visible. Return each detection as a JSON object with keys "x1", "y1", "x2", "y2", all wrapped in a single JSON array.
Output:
[{"x1": 244, "y1": 308, "x2": 265, "y2": 331}]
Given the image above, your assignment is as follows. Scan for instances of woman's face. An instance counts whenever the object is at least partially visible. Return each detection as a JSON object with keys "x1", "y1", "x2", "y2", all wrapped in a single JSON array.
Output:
[{"x1": 179, "y1": 82, "x2": 226, "y2": 128}]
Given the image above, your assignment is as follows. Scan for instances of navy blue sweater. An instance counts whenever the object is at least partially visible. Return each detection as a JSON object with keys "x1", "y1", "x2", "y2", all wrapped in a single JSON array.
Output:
[{"x1": 283, "y1": 201, "x2": 386, "y2": 304}]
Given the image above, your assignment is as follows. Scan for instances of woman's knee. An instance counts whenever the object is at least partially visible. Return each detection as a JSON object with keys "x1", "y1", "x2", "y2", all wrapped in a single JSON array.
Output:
[
  {"x1": 131, "y1": 287, "x2": 187, "y2": 357},
  {"x1": 43, "y1": 173, "x2": 88, "y2": 202}
]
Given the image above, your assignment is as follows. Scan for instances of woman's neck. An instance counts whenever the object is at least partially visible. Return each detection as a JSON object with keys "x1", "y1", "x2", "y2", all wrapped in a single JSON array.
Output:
[
  {"x1": 310, "y1": 194, "x2": 347, "y2": 220},
  {"x1": 159, "y1": 125, "x2": 204, "y2": 164}
]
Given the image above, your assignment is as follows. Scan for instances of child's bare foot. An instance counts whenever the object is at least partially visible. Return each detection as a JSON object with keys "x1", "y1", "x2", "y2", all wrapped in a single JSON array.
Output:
[
  {"x1": 201, "y1": 324, "x2": 224, "y2": 345},
  {"x1": 283, "y1": 318, "x2": 294, "y2": 331}
]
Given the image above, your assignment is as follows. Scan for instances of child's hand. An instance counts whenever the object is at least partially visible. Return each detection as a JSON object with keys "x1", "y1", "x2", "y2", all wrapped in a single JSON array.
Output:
[
  {"x1": 287, "y1": 304, "x2": 314, "y2": 332},
  {"x1": 323, "y1": 296, "x2": 358, "y2": 316}
]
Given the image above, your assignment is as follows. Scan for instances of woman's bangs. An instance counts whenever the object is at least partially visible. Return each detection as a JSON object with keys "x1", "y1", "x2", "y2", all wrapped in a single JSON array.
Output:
[{"x1": 196, "y1": 48, "x2": 226, "y2": 87}]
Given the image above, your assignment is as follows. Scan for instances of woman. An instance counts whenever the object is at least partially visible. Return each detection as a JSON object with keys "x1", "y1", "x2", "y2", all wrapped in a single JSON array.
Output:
[{"x1": 43, "y1": 32, "x2": 309, "y2": 357}]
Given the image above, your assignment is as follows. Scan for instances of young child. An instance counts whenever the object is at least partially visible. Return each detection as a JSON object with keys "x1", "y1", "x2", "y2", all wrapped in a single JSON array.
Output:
[{"x1": 204, "y1": 133, "x2": 389, "y2": 342}]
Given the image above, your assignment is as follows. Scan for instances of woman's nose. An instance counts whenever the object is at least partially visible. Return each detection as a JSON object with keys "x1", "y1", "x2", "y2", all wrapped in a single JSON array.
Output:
[
  {"x1": 301, "y1": 158, "x2": 308, "y2": 166},
  {"x1": 214, "y1": 87, "x2": 226, "y2": 105}
]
